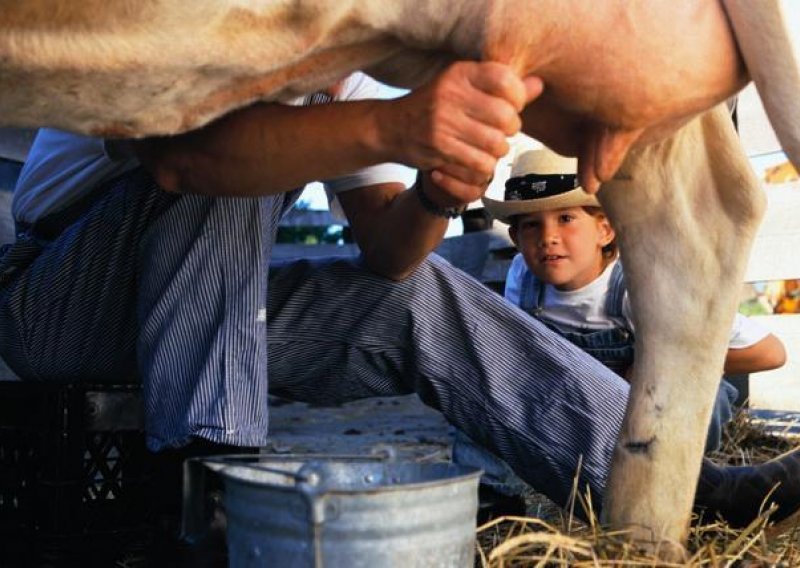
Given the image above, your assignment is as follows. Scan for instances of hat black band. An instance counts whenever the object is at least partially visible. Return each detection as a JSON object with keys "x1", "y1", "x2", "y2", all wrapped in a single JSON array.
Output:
[{"x1": 504, "y1": 173, "x2": 578, "y2": 201}]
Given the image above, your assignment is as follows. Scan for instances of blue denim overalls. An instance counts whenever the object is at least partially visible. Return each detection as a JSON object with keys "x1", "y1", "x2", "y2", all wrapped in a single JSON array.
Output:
[
  {"x1": 452, "y1": 262, "x2": 738, "y2": 496},
  {"x1": 519, "y1": 261, "x2": 634, "y2": 377}
]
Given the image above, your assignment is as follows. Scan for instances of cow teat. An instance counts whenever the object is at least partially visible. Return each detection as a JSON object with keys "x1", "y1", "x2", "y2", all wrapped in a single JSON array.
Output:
[{"x1": 578, "y1": 126, "x2": 644, "y2": 194}]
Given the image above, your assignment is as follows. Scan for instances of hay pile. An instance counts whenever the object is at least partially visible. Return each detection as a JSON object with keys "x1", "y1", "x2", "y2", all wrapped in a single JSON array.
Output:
[{"x1": 477, "y1": 410, "x2": 800, "y2": 567}]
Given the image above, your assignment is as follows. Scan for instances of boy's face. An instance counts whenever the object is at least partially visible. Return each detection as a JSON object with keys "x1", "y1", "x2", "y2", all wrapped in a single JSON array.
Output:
[{"x1": 509, "y1": 207, "x2": 615, "y2": 291}]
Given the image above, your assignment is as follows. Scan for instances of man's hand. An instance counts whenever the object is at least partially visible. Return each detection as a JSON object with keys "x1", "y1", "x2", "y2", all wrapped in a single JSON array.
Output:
[
  {"x1": 376, "y1": 61, "x2": 543, "y2": 208},
  {"x1": 131, "y1": 62, "x2": 541, "y2": 203}
]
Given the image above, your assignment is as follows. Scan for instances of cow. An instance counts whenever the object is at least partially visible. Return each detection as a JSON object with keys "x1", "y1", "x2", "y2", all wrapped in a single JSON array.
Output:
[{"x1": 1, "y1": 0, "x2": 799, "y2": 557}]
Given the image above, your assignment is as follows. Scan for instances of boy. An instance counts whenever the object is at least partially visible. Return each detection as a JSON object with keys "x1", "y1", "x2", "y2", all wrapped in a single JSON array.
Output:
[{"x1": 458, "y1": 147, "x2": 787, "y2": 519}]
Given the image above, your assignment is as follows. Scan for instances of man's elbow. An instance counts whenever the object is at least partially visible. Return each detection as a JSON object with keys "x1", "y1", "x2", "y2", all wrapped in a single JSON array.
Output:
[
  {"x1": 371, "y1": 264, "x2": 418, "y2": 283},
  {"x1": 385, "y1": 267, "x2": 417, "y2": 282},
  {"x1": 361, "y1": 253, "x2": 420, "y2": 282}
]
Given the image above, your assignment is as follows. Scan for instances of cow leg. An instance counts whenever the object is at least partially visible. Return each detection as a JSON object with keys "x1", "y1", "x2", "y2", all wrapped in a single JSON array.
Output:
[
  {"x1": 723, "y1": 0, "x2": 800, "y2": 171},
  {"x1": 597, "y1": 105, "x2": 765, "y2": 555}
]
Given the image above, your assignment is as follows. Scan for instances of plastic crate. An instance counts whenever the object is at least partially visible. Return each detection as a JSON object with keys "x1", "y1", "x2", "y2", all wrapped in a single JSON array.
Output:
[{"x1": 0, "y1": 382, "x2": 163, "y2": 566}]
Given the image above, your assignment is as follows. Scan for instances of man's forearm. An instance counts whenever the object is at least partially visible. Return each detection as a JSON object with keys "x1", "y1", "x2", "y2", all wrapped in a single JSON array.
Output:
[
  {"x1": 136, "y1": 61, "x2": 534, "y2": 281},
  {"x1": 137, "y1": 100, "x2": 393, "y2": 196},
  {"x1": 339, "y1": 167, "x2": 487, "y2": 281},
  {"x1": 138, "y1": 61, "x2": 538, "y2": 198},
  {"x1": 343, "y1": 181, "x2": 451, "y2": 281}
]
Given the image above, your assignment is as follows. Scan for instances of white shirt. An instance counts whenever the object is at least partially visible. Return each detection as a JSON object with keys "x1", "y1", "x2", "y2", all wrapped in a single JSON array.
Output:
[
  {"x1": 504, "y1": 253, "x2": 769, "y2": 349},
  {"x1": 13, "y1": 72, "x2": 414, "y2": 224}
]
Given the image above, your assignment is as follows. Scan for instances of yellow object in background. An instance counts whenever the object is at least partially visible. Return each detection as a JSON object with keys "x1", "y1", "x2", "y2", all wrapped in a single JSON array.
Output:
[{"x1": 764, "y1": 161, "x2": 799, "y2": 184}]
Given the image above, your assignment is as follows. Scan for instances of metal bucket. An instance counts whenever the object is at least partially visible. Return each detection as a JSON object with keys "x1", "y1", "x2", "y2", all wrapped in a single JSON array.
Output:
[{"x1": 203, "y1": 454, "x2": 481, "y2": 567}]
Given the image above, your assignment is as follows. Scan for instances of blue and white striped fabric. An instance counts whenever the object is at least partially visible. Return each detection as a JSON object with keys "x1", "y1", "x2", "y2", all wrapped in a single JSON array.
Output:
[
  {"x1": 137, "y1": 184, "x2": 295, "y2": 450},
  {"x1": 0, "y1": 169, "x2": 176, "y2": 382},
  {"x1": 0, "y1": 163, "x2": 631, "y2": 508},
  {"x1": 265, "y1": 254, "x2": 629, "y2": 508}
]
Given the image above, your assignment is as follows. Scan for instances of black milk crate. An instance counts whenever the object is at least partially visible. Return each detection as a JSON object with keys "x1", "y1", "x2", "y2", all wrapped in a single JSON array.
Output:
[{"x1": 0, "y1": 381, "x2": 161, "y2": 566}]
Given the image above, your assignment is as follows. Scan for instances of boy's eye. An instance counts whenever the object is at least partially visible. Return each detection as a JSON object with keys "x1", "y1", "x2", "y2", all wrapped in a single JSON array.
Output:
[{"x1": 558, "y1": 214, "x2": 575, "y2": 223}]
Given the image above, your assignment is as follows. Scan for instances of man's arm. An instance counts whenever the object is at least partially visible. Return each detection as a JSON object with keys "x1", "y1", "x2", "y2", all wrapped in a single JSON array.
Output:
[
  {"x1": 135, "y1": 61, "x2": 541, "y2": 280},
  {"x1": 334, "y1": 64, "x2": 541, "y2": 281},
  {"x1": 337, "y1": 174, "x2": 462, "y2": 281},
  {"x1": 136, "y1": 62, "x2": 541, "y2": 199}
]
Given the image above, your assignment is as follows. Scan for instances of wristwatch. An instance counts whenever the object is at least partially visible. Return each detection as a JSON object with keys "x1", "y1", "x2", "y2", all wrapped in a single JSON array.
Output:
[{"x1": 413, "y1": 174, "x2": 466, "y2": 219}]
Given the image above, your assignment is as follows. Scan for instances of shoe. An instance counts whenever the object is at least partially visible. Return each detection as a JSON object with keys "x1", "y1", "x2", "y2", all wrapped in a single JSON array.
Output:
[
  {"x1": 695, "y1": 446, "x2": 800, "y2": 527},
  {"x1": 477, "y1": 484, "x2": 527, "y2": 525}
]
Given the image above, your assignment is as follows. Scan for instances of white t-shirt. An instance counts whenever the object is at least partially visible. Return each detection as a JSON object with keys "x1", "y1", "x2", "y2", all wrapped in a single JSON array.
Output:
[
  {"x1": 13, "y1": 72, "x2": 414, "y2": 224},
  {"x1": 504, "y1": 253, "x2": 769, "y2": 349}
]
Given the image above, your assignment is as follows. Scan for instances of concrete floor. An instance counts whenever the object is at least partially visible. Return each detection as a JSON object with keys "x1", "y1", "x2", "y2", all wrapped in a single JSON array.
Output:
[{"x1": 265, "y1": 394, "x2": 453, "y2": 462}]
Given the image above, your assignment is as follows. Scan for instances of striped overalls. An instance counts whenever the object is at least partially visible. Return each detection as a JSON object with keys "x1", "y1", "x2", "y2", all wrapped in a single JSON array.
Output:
[
  {"x1": 454, "y1": 262, "x2": 738, "y2": 496},
  {"x1": 0, "y1": 166, "x2": 639, "y2": 513}
]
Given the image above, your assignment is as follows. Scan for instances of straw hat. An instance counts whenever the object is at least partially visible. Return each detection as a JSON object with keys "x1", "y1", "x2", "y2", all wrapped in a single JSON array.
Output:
[{"x1": 482, "y1": 148, "x2": 599, "y2": 223}]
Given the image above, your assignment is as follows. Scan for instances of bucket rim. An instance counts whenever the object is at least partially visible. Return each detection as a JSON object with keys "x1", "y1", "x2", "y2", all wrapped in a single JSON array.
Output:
[{"x1": 212, "y1": 457, "x2": 483, "y2": 495}]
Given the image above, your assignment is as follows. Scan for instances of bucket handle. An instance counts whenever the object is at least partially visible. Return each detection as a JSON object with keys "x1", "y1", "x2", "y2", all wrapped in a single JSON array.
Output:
[
  {"x1": 181, "y1": 447, "x2": 397, "y2": 543},
  {"x1": 204, "y1": 456, "x2": 320, "y2": 483},
  {"x1": 201, "y1": 445, "x2": 397, "y2": 483}
]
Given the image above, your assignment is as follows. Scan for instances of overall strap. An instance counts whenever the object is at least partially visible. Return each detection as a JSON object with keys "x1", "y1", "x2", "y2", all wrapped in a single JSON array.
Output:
[
  {"x1": 604, "y1": 261, "x2": 627, "y2": 319},
  {"x1": 519, "y1": 268, "x2": 542, "y2": 315},
  {"x1": 536, "y1": 276, "x2": 547, "y2": 313}
]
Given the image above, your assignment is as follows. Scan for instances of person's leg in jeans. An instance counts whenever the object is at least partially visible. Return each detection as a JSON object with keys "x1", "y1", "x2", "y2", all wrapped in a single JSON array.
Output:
[
  {"x1": 266, "y1": 254, "x2": 628, "y2": 510},
  {"x1": 705, "y1": 379, "x2": 739, "y2": 453}
]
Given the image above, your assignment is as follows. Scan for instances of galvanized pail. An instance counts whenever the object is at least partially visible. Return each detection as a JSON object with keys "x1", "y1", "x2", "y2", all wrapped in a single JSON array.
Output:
[{"x1": 207, "y1": 455, "x2": 481, "y2": 567}]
